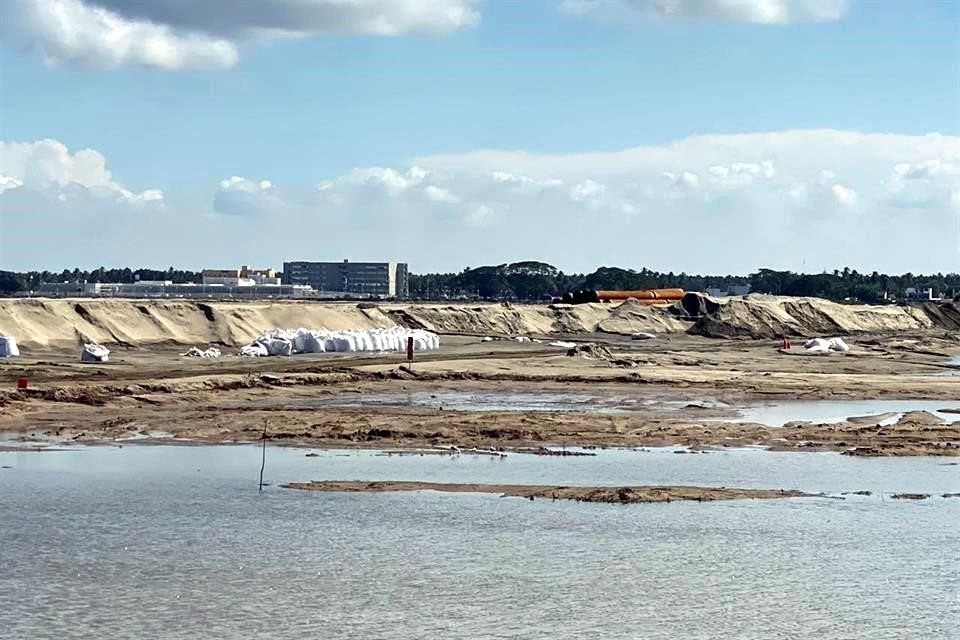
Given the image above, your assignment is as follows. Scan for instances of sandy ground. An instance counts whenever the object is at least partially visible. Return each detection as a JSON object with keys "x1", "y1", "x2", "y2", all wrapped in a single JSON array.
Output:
[
  {"x1": 282, "y1": 480, "x2": 815, "y2": 503},
  {"x1": 2, "y1": 332, "x2": 958, "y2": 456}
]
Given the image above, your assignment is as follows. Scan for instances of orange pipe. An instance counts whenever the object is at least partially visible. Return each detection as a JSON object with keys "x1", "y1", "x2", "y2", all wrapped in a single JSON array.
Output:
[{"x1": 595, "y1": 289, "x2": 685, "y2": 301}]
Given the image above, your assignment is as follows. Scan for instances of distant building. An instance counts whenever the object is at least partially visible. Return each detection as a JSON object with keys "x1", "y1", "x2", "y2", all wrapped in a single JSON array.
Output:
[
  {"x1": 282, "y1": 260, "x2": 408, "y2": 297},
  {"x1": 35, "y1": 280, "x2": 311, "y2": 299},
  {"x1": 202, "y1": 266, "x2": 280, "y2": 286},
  {"x1": 704, "y1": 284, "x2": 751, "y2": 298},
  {"x1": 903, "y1": 287, "x2": 935, "y2": 301}
]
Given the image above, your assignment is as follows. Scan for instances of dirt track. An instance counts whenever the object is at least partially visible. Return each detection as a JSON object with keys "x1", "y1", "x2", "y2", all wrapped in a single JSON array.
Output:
[{"x1": 2, "y1": 332, "x2": 958, "y2": 456}]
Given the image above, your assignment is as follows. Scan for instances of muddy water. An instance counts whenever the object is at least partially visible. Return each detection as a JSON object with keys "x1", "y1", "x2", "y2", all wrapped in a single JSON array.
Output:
[
  {"x1": 725, "y1": 399, "x2": 960, "y2": 427},
  {"x1": 283, "y1": 388, "x2": 960, "y2": 426},
  {"x1": 2, "y1": 446, "x2": 958, "y2": 640},
  {"x1": 295, "y1": 388, "x2": 729, "y2": 414}
]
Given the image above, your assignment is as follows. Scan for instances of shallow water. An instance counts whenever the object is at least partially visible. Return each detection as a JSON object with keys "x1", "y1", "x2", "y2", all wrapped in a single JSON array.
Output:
[
  {"x1": 726, "y1": 399, "x2": 960, "y2": 427},
  {"x1": 940, "y1": 355, "x2": 960, "y2": 375},
  {"x1": 2, "y1": 446, "x2": 958, "y2": 639},
  {"x1": 298, "y1": 388, "x2": 727, "y2": 414},
  {"x1": 292, "y1": 389, "x2": 960, "y2": 426}
]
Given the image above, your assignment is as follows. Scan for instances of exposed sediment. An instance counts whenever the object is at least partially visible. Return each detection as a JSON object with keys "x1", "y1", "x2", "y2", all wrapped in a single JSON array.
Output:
[
  {"x1": 2, "y1": 295, "x2": 957, "y2": 349},
  {"x1": 282, "y1": 480, "x2": 814, "y2": 503}
]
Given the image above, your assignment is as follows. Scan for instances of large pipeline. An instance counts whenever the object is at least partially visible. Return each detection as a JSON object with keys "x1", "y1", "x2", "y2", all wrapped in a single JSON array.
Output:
[
  {"x1": 559, "y1": 289, "x2": 686, "y2": 304},
  {"x1": 595, "y1": 289, "x2": 685, "y2": 301}
]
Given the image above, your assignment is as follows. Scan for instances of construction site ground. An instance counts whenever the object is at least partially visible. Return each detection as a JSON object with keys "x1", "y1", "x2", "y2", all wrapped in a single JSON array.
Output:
[{"x1": 2, "y1": 332, "x2": 958, "y2": 457}]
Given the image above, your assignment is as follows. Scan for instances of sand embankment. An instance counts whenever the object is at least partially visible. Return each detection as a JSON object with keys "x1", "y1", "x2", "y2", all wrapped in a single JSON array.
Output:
[
  {"x1": 282, "y1": 480, "x2": 813, "y2": 503},
  {"x1": 681, "y1": 293, "x2": 959, "y2": 338},
  {"x1": 0, "y1": 294, "x2": 956, "y2": 348},
  {"x1": 0, "y1": 298, "x2": 394, "y2": 348}
]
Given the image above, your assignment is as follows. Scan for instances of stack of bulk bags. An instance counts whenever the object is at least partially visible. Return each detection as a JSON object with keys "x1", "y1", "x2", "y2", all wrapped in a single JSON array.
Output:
[
  {"x1": 238, "y1": 326, "x2": 441, "y2": 357},
  {"x1": 0, "y1": 336, "x2": 19, "y2": 358},
  {"x1": 81, "y1": 343, "x2": 110, "y2": 362}
]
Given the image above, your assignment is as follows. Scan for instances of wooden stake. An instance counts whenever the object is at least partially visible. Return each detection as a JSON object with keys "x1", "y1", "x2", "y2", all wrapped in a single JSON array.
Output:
[{"x1": 259, "y1": 420, "x2": 267, "y2": 493}]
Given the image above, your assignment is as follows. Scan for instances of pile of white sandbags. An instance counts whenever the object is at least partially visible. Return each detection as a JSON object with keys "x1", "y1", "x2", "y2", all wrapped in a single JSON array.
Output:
[
  {"x1": 0, "y1": 336, "x2": 19, "y2": 358},
  {"x1": 182, "y1": 347, "x2": 222, "y2": 358},
  {"x1": 804, "y1": 337, "x2": 850, "y2": 353},
  {"x1": 240, "y1": 343, "x2": 268, "y2": 357},
  {"x1": 239, "y1": 326, "x2": 440, "y2": 357},
  {"x1": 81, "y1": 343, "x2": 110, "y2": 362}
]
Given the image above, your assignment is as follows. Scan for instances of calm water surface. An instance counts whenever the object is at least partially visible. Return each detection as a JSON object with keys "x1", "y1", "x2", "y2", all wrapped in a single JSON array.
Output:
[
  {"x1": 276, "y1": 389, "x2": 960, "y2": 426},
  {"x1": 2, "y1": 446, "x2": 958, "y2": 640}
]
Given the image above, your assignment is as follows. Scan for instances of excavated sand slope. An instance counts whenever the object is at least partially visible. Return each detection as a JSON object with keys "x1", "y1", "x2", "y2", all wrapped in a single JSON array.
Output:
[
  {"x1": 0, "y1": 295, "x2": 955, "y2": 347},
  {"x1": 0, "y1": 299, "x2": 395, "y2": 347},
  {"x1": 683, "y1": 293, "x2": 959, "y2": 338},
  {"x1": 383, "y1": 301, "x2": 688, "y2": 336}
]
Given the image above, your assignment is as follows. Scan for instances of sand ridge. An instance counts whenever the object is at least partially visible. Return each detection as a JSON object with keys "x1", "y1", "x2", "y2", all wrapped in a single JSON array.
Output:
[{"x1": 2, "y1": 295, "x2": 957, "y2": 348}]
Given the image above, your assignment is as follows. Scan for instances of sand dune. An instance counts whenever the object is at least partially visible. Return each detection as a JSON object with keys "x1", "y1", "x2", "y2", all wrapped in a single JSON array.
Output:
[
  {"x1": 0, "y1": 294, "x2": 955, "y2": 348},
  {"x1": 0, "y1": 299, "x2": 394, "y2": 348}
]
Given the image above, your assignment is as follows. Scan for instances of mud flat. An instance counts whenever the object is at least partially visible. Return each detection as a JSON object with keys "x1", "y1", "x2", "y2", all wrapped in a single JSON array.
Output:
[
  {"x1": 2, "y1": 297, "x2": 958, "y2": 457},
  {"x1": 283, "y1": 480, "x2": 814, "y2": 503}
]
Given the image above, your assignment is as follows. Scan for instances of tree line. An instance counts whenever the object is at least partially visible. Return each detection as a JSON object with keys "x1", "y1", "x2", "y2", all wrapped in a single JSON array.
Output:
[
  {"x1": 0, "y1": 267, "x2": 202, "y2": 293},
  {"x1": 1, "y1": 261, "x2": 958, "y2": 303},
  {"x1": 410, "y1": 262, "x2": 960, "y2": 303}
]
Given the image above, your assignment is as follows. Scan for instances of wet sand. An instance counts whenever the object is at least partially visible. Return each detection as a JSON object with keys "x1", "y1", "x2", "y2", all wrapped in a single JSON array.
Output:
[
  {"x1": 282, "y1": 480, "x2": 815, "y2": 503},
  {"x1": 2, "y1": 334, "x2": 958, "y2": 456}
]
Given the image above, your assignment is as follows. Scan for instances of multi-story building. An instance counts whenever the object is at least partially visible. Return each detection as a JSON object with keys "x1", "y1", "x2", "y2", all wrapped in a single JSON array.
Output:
[
  {"x1": 282, "y1": 260, "x2": 409, "y2": 297},
  {"x1": 201, "y1": 266, "x2": 281, "y2": 286}
]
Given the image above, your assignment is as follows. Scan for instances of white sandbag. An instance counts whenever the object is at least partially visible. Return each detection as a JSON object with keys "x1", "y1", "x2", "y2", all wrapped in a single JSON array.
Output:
[
  {"x1": 81, "y1": 343, "x2": 110, "y2": 362},
  {"x1": 632, "y1": 332, "x2": 657, "y2": 340},
  {"x1": 244, "y1": 326, "x2": 441, "y2": 356},
  {"x1": 262, "y1": 337, "x2": 293, "y2": 356},
  {"x1": 827, "y1": 337, "x2": 849, "y2": 352},
  {"x1": 240, "y1": 343, "x2": 268, "y2": 357},
  {"x1": 481, "y1": 336, "x2": 494, "y2": 342},
  {"x1": 549, "y1": 341, "x2": 577, "y2": 348},
  {"x1": 514, "y1": 336, "x2": 531, "y2": 343},
  {"x1": 0, "y1": 336, "x2": 19, "y2": 358},
  {"x1": 804, "y1": 337, "x2": 849, "y2": 353},
  {"x1": 182, "y1": 347, "x2": 221, "y2": 358},
  {"x1": 296, "y1": 331, "x2": 325, "y2": 353}
]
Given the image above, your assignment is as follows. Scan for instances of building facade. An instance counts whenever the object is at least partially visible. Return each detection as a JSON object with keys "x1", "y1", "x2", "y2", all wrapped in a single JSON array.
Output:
[
  {"x1": 202, "y1": 266, "x2": 281, "y2": 286},
  {"x1": 35, "y1": 281, "x2": 312, "y2": 299},
  {"x1": 282, "y1": 260, "x2": 409, "y2": 297}
]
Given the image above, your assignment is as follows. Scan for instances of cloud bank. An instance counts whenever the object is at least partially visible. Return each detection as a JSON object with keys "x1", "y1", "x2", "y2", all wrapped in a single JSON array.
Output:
[
  {"x1": 2, "y1": 131, "x2": 958, "y2": 274},
  {"x1": 562, "y1": 0, "x2": 848, "y2": 24},
  {"x1": 0, "y1": 0, "x2": 480, "y2": 70}
]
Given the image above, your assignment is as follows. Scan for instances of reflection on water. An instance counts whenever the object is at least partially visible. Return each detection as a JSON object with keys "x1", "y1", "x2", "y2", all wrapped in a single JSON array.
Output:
[
  {"x1": 726, "y1": 399, "x2": 960, "y2": 427},
  {"x1": 1, "y1": 446, "x2": 958, "y2": 640},
  {"x1": 941, "y1": 355, "x2": 960, "y2": 375},
  {"x1": 289, "y1": 388, "x2": 960, "y2": 427},
  {"x1": 287, "y1": 388, "x2": 728, "y2": 414}
]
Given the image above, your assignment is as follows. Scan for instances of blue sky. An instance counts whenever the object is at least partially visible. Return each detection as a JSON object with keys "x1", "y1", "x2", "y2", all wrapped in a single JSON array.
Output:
[{"x1": 1, "y1": 0, "x2": 959, "y2": 274}]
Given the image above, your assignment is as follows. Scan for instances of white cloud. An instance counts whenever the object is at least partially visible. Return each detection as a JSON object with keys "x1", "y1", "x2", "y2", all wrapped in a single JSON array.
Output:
[
  {"x1": 298, "y1": 129, "x2": 958, "y2": 272},
  {"x1": 423, "y1": 185, "x2": 459, "y2": 204},
  {"x1": 569, "y1": 179, "x2": 606, "y2": 202},
  {"x1": 886, "y1": 159, "x2": 960, "y2": 209},
  {"x1": 0, "y1": 0, "x2": 239, "y2": 70},
  {"x1": 213, "y1": 176, "x2": 279, "y2": 215},
  {"x1": 0, "y1": 138, "x2": 163, "y2": 204},
  {"x1": 562, "y1": 0, "x2": 847, "y2": 24},
  {"x1": 1, "y1": 0, "x2": 479, "y2": 70},
  {"x1": 4, "y1": 130, "x2": 959, "y2": 275},
  {"x1": 708, "y1": 161, "x2": 775, "y2": 187},
  {"x1": 468, "y1": 204, "x2": 494, "y2": 227},
  {"x1": 663, "y1": 170, "x2": 700, "y2": 191},
  {"x1": 831, "y1": 183, "x2": 857, "y2": 206}
]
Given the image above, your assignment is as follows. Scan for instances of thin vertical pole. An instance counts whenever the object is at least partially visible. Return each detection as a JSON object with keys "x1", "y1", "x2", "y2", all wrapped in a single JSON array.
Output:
[{"x1": 259, "y1": 420, "x2": 267, "y2": 493}]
